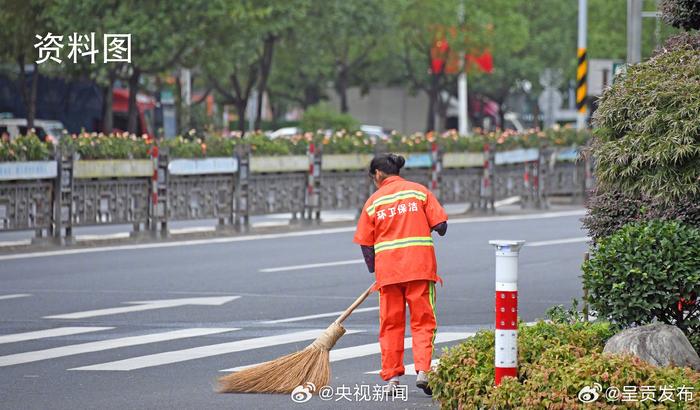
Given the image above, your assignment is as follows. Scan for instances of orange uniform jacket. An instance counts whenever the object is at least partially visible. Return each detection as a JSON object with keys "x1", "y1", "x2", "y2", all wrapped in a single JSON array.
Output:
[{"x1": 353, "y1": 176, "x2": 448, "y2": 288}]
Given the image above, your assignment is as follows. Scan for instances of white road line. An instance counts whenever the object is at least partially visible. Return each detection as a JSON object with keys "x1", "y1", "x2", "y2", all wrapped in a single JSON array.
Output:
[
  {"x1": 0, "y1": 294, "x2": 32, "y2": 301},
  {"x1": 526, "y1": 237, "x2": 590, "y2": 247},
  {"x1": 221, "y1": 332, "x2": 470, "y2": 372},
  {"x1": 260, "y1": 259, "x2": 364, "y2": 273},
  {"x1": 449, "y1": 209, "x2": 585, "y2": 225},
  {"x1": 71, "y1": 329, "x2": 362, "y2": 371},
  {"x1": 0, "y1": 328, "x2": 237, "y2": 367},
  {"x1": 0, "y1": 327, "x2": 113, "y2": 345},
  {"x1": 262, "y1": 307, "x2": 379, "y2": 324},
  {"x1": 44, "y1": 296, "x2": 240, "y2": 319},
  {"x1": 0, "y1": 209, "x2": 584, "y2": 261},
  {"x1": 365, "y1": 359, "x2": 440, "y2": 375}
]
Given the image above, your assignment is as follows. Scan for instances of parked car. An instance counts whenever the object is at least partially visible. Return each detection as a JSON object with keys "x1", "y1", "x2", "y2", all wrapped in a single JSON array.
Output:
[
  {"x1": 269, "y1": 126, "x2": 301, "y2": 139},
  {"x1": 0, "y1": 118, "x2": 66, "y2": 142},
  {"x1": 360, "y1": 125, "x2": 390, "y2": 140}
]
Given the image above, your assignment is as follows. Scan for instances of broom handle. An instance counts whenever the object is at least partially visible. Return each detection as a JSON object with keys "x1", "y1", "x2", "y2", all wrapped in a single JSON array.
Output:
[{"x1": 334, "y1": 283, "x2": 375, "y2": 325}]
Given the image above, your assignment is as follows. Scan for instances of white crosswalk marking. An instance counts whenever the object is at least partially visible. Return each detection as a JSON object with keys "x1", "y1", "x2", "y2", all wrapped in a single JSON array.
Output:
[
  {"x1": 262, "y1": 307, "x2": 379, "y2": 324},
  {"x1": 365, "y1": 359, "x2": 440, "y2": 375},
  {"x1": 70, "y1": 329, "x2": 363, "y2": 371},
  {"x1": 0, "y1": 327, "x2": 113, "y2": 345},
  {"x1": 0, "y1": 328, "x2": 237, "y2": 367},
  {"x1": 221, "y1": 332, "x2": 470, "y2": 372},
  {"x1": 0, "y1": 294, "x2": 31, "y2": 301}
]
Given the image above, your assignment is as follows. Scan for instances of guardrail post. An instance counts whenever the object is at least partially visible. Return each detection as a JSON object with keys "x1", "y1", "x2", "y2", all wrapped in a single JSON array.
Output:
[
  {"x1": 430, "y1": 142, "x2": 442, "y2": 200},
  {"x1": 303, "y1": 142, "x2": 322, "y2": 224},
  {"x1": 51, "y1": 152, "x2": 74, "y2": 245},
  {"x1": 536, "y1": 144, "x2": 551, "y2": 209},
  {"x1": 234, "y1": 143, "x2": 250, "y2": 232},
  {"x1": 479, "y1": 143, "x2": 495, "y2": 213},
  {"x1": 148, "y1": 142, "x2": 168, "y2": 238},
  {"x1": 489, "y1": 239, "x2": 525, "y2": 386}
]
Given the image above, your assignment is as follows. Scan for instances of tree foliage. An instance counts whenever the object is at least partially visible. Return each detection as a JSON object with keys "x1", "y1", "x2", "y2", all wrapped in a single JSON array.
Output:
[
  {"x1": 661, "y1": 0, "x2": 700, "y2": 31},
  {"x1": 591, "y1": 38, "x2": 700, "y2": 202}
]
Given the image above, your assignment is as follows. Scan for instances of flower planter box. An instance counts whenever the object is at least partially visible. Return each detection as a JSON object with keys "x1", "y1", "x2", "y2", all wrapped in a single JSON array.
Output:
[
  {"x1": 251, "y1": 155, "x2": 308, "y2": 173},
  {"x1": 74, "y1": 160, "x2": 153, "y2": 179},
  {"x1": 443, "y1": 152, "x2": 484, "y2": 168}
]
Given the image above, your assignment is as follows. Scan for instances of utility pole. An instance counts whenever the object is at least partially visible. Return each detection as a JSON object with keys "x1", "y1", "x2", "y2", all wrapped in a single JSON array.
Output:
[
  {"x1": 457, "y1": 0, "x2": 469, "y2": 135},
  {"x1": 627, "y1": 0, "x2": 643, "y2": 64},
  {"x1": 576, "y1": 0, "x2": 587, "y2": 130}
]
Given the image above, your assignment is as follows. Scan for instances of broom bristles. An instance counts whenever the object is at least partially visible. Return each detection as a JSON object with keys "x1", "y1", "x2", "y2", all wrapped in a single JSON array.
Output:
[{"x1": 217, "y1": 322, "x2": 345, "y2": 394}]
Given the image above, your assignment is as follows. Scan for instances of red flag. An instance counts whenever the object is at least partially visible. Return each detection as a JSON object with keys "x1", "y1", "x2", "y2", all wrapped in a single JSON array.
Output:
[{"x1": 466, "y1": 50, "x2": 493, "y2": 73}]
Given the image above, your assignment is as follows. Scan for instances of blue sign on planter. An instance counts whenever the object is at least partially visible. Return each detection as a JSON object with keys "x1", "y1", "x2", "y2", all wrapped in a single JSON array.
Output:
[
  {"x1": 168, "y1": 158, "x2": 239, "y2": 175},
  {"x1": 404, "y1": 153, "x2": 432, "y2": 168},
  {"x1": 0, "y1": 161, "x2": 57, "y2": 180}
]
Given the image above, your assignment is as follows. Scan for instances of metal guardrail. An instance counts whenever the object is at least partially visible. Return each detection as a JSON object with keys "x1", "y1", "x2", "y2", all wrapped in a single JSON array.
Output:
[{"x1": 0, "y1": 145, "x2": 593, "y2": 244}]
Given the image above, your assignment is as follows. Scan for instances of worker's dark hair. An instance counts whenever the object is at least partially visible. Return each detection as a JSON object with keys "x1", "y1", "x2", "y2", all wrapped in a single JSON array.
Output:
[{"x1": 369, "y1": 153, "x2": 405, "y2": 176}]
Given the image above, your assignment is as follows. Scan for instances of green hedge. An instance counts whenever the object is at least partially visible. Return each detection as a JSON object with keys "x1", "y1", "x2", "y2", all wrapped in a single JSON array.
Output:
[
  {"x1": 430, "y1": 318, "x2": 700, "y2": 409},
  {"x1": 592, "y1": 39, "x2": 700, "y2": 203},
  {"x1": 583, "y1": 220, "x2": 700, "y2": 351}
]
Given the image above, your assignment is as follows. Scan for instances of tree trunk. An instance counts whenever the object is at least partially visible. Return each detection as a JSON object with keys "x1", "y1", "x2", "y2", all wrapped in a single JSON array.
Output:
[
  {"x1": 255, "y1": 36, "x2": 276, "y2": 130},
  {"x1": 175, "y1": 74, "x2": 182, "y2": 134},
  {"x1": 498, "y1": 101, "x2": 507, "y2": 130},
  {"x1": 426, "y1": 72, "x2": 440, "y2": 132},
  {"x1": 235, "y1": 101, "x2": 247, "y2": 133},
  {"x1": 16, "y1": 57, "x2": 39, "y2": 130},
  {"x1": 27, "y1": 64, "x2": 38, "y2": 130},
  {"x1": 336, "y1": 66, "x2": 349, "y2": 113},
  {"x1": 127, "y1": 67, "x2": 141, "y2": 134},
  {"x1": 103, "y1": 70, "x2": 116, "y2": 134},
  {"x1": 303, "y1": 85, "x2": 321, "y2": 108}
]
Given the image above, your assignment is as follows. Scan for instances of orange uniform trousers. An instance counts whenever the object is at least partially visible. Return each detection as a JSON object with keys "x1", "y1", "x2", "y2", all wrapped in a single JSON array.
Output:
[{"x1": 378, "y1": 279, "x2": 437, "y2": 381}]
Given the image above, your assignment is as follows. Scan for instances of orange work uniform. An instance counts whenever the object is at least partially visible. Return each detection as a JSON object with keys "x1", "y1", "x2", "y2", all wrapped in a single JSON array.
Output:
[{"x1": 353, "y1": 175, "x2": 447, "y2": 380}]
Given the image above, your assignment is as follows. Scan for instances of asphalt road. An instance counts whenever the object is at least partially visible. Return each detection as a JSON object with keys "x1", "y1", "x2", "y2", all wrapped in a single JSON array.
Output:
[{"x1": 0, "y1": 209, "x2": 589, "y2": 410}]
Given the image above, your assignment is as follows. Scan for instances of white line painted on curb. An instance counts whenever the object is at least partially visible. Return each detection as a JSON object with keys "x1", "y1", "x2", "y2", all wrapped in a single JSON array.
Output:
[
  {"x1": 0, "y1": 328, "x2": 238, "y2": 367},
  {"x1": 0, "y1": 327, "x2": 113, "y2": 345},
  {"x1": 260, "y1": 259, "x2": 364, "y2": 273},
  {"x1": 262, "y1": 307, "x2": 379, "y2": 324},
  {"x1": 76, "y1": 232, "x2": 130, "y2": 241},
  {"x1": 0, "y1": 294, "x2": 32, "y2": 301},
  {"x1": 221, "y1": 332, "x2": 470, "y2": 372},
  {"x1": 44, "y1": 296, "x2": 240, "y2": 319},
  {"x1": 71, "y1": 329, "x2": 362, "y2": 371},
  {"x1": 526, "y1": 237, "x2": 590, "y2": 247},
  {"x1": 0, "y1": 240, "x2": 31, "y2": 247},
  {"x1": 0, "y1": 210, "x2": 585, "y2": 261},
  {"x1": 168, "y1": 226, "x2": 216, "y2": 235}
]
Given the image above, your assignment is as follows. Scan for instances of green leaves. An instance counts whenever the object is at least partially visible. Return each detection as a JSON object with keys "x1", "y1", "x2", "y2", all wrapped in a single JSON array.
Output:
[
  {"x1": 592, "y1": 41, "x2": 700, "y2": 203},
  {"x1": 582, "y1": 220, "x2": 700, "y2": 350}
]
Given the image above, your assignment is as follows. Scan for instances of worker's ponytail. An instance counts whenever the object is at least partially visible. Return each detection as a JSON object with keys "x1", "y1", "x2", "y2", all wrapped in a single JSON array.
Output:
[{"x1": 369, "y1": 153, "x2": 405, "y2": 176}]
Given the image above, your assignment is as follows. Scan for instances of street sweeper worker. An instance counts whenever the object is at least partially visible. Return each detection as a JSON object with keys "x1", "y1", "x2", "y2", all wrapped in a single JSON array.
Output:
[{"x1": 353, "y1": 153, "x2": 447, "y2": 396}]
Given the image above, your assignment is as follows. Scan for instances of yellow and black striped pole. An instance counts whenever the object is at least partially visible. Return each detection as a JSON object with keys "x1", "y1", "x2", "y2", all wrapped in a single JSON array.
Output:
[
  {"x1": 576, "y1": 0, "x2": 587, "y2": 129},
  {"x1": 576, "y1": 48, "x2": 587, "y2": 114}
]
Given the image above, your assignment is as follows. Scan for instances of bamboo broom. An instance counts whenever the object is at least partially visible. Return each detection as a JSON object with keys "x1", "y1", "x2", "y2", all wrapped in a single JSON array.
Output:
[{"x1": 217, "y1": 283, "x2": 375, "y2": 394}]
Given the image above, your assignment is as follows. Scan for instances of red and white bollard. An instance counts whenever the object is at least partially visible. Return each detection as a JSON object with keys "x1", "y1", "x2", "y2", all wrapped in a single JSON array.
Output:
[{"x1": 489, "y1": 239, "x2": 525, "y2": 386}]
